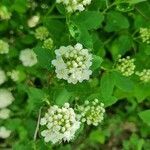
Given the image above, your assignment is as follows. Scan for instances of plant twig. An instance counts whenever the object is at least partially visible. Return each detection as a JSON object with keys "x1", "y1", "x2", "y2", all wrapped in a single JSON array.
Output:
[{"x1": 34, "y1": 107, "x2": 42, "y2": 141}]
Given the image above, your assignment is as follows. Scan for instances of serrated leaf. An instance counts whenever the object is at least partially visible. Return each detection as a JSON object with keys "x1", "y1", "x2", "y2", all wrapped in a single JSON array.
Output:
[
  {"x1": 112, "y1": 71, "x2": 134, "y2": 92},
  {"x1": 71, "y1": 11, "x2": 104, "y2": 30},
  {"x1": 105, "y1": 11, "x2": 129, "y2": 32},
  {"x1": 91, "y1": 55, "x2": 103, "y2": 71},
  {"x1": 27, "y1": 87, "x2": 46, "y2": 112},
  {"x1": 100, "y1": 72, "x2": 117, "y2": 107}
]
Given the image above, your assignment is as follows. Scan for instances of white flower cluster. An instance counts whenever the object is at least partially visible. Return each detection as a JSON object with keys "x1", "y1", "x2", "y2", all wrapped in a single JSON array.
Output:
[
  {"x1": 136, "y1": 69, "x2": 150, "y2": 83},
  {"x1": 56, "y1": 0, "x2": 92, "y2": 13},
  {"x1": 19, "y1": 48, "x2": 37, "y2": 67},
  {"x1": 140, "y1": 28, "x2": 150, "y2": 44},
  {"x1": 0, "y1": 108, "x2": 10, "y2": 120},
  {"x1": 52, "y1": 43, "x2": 92, "y2": 84},
  {"x1": 0, "y1": 126, "x2": 11, "y2": 139},
  {"x1": 0, "y1": 6, "x2": 11, "y2": 20},
  {"x1": 40, "y1": 103, "x2": 80, "y2": 144},
  {"x1": 0, "y1": 69, "x2": 7, "y2": 85},
  {"x1": 0, "y1": 89, "x2": 14, "y2": 120},
  {"x1": 0, "y1": 89, "x2": 14, "y2": 109},
  {"x1": 27, "y1": 15, "x2": 40, "y2": 28},
  {"x1": 0, "y1": 40, "x2": 9, "y2": 54},
  {"x1": 116, "y1": 55, "x2": 135, "y2": 76},
  {"x1": 77, "y1": 99, "x2": 105, "y2": 126}
]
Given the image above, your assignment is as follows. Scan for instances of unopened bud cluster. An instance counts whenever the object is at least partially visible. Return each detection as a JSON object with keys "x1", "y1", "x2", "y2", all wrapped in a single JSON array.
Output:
[
  {"x1": 78, "y1": 99, "x2": 105, "y2": 126},
  {"x1": 52, "y1": 43, "x2": 92, "y2": 84},
  {"x1": 56, "y1": 0, "x2": 92, "y2": 13},
  {"x1": 140, "y1": 28, "x2": 150, "y2": 44},
  {"x1": 35, "y1": 26, "x2": 49, "y2": 41},
  {"x1": 7, "y1": 70, "x2": 20, "y2": 82},
  {"x1": 116, "y1": 55, "x2": 135, "y2": 76},
  {"x1": 35, "y1": 26, "x2": 53, "y2": 49},
  {"x1": 40, "y1": 103, "x2": 80, "y2": 144},
  {"x1": 136, "y1": 69, "x2": 150, "y2": 83},
  {"x1": 43, "y1": 38, "x2": 53, "y2": 50}
]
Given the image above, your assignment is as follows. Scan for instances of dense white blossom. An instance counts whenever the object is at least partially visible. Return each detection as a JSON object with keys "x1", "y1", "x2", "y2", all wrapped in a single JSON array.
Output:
[
  {"x1": 0, "y1": 108, "x2": 10, "y2": 119},
  {"x1": 140, "y1": 28, "x2": 150, "y2": 44},
  {"x1": 35, "y1": 26, "x2": 49, "y2": 40},
  {"x1": 40, "y1": 103, "x2": 80, "y2": 144},
  {"x1": 0, "y1": 69, "x2": 7, "y2": 85},
  {"x1": 19, "y1": 49, "x2": 37, "y2": 67},
  {"x1": 116, "y1": 55, "x2": 135, "y2": 76},
  {"x1": 27, "y1": 15, "x2": 40, "y2": 28},
  {"x1": 52, "y1": 43, "x2": 92, "y2": 84},
  {"x1": 77, "y1": 99, "x2": 105, "y2": 126},
  {"x1": 56, "y1": 0, "x2": 92, "y2": 13},
  {"x1": 0, "y1": 89, "x2": 14, "y2": 109},
  {"x1": 0, "y1": 126, "x2": 11, "y2": 139},
  {"x1": 136, "y1": 69, "x2": 150, "y2": 83},
  {"x1": 0, "y1": 6, "x2": 11, "y2": 20},
  {"x1": 0, "y1": 40, "x2": 9, "y2": 54}
]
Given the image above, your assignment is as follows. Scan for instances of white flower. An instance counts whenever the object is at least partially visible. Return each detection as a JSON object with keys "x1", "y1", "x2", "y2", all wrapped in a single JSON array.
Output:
[
  {"x1": 0, "y1": 69, "x2": 7, "y2": 85},
  {"x1": 0, "y1": 40, "x2": 9, "y2": 54},
  {"x1": 27, "y1": 15, "x2": 40, "y2": 28},
  {"x1": 56, "y1": 0, "x2": 92, "y2": 13},
  {"x1": 77, "y1": 99, "x2": 105, "y2": 126},
  {"x1": 40, "y1": 103, "x2": 80, "y2": 144},
  {"x1": 0, "y1": 89, "x2": 14, "y2": 109},
  {"x1": 116, "y1": 55, "x2": 135, "y2": 76},
  {"x1": 19, "y1": 49, "x2": 37, "y2": 67},
  {"x1": 0, "y1": 126, "x2": 11, "y2": 139},
  {"x1": 52, "y1": 43, "x2": 92, "y2": 84},
  {"x1": 136, "y1": 69, "x2": 150, "y2": 83},
  {"x1": 0, "y1": 108, "x2": 10, "y2": 119}
]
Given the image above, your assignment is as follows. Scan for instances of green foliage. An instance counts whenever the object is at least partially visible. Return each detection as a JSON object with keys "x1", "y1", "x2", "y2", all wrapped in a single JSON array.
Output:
[
  {"x1": 139, "y1": 110, "x2": 150, "y2": 126},
  {"x1": 0, "y1": 0, "x2": 150, "y2": 149},
  {"x1": 105, "y1": 11, "x2": 129, "y2": 32}
]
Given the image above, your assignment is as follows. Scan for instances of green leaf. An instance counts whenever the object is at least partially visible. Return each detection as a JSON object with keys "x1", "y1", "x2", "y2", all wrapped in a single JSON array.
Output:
[
  {"x1": 112, "y1": 71, "x2": 134, "y2": 92},
  {"x1": 12, "y1": 0, "x2": 27, "y2": 13},
  {"x1": 110, "y1": 34, "x2": 133, "y2": 58},
  {"x1": 91, "y1": 55, "x2": 103, "y2": 71},
  {"x1": 139, "y1": 110, "x2": 150, "y2": 126},
  {"x1": 70, "y1": 11, "x2": 104, "y2": 48},
  {"x1": 54, "y1": 88, "x2": 73, "y2": 106},
  {"x1": 100, "y1": 72, "x2": 115, "y2": 99},
  {"x1": 100, "y1": 72, "x2": 118, "y2": 106},
  {"x1": 27, "y1": 87, "x2": 46, "y2": 112},
  {"x1": 33, "y1": 46, "x2": 52, "y2": 71},
  {"x1": 134, "y1": 83, "x2": 150, "y2": 103},
  {"x1": 105, "y1": 11, "x2": 129, "y2": 32},
  {"x1": 129, "y1": 0, "x2": 146, "y2": 4},
  {"x1": 88, "y1": 130, "x2": 105, "y2": 144},
  {"x1": 71, "y1": 11, "x2": 104, "y2": 30}
]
